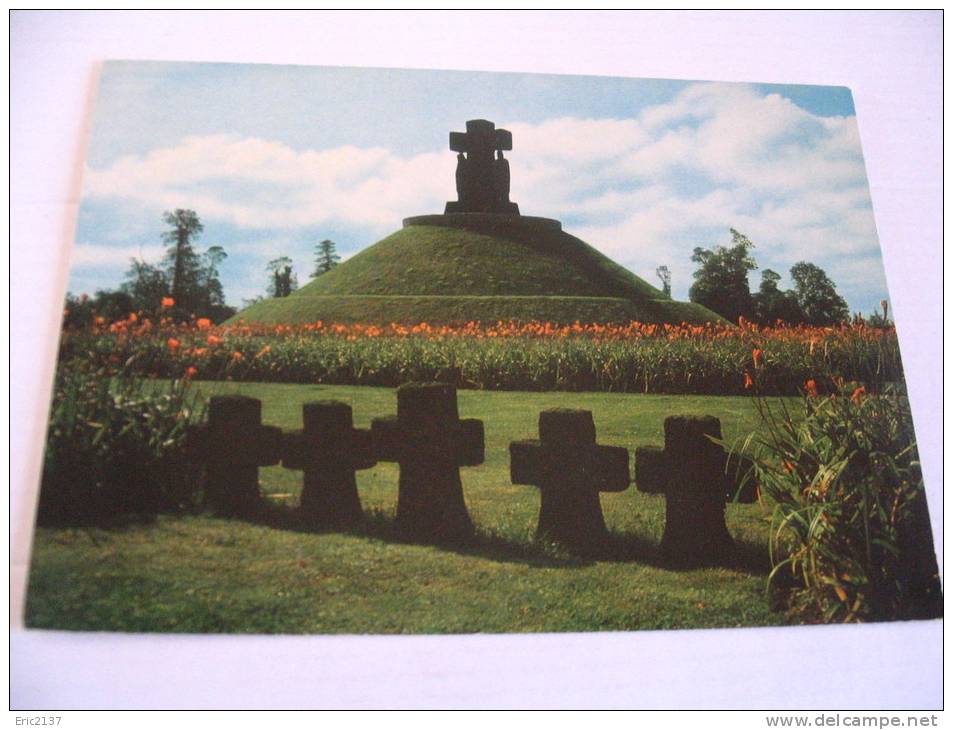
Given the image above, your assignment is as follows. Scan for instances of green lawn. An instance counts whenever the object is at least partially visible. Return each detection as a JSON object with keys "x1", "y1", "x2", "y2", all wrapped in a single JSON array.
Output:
[{"x1": 25, "y1": 383, "x2": 786, "y2": 634}]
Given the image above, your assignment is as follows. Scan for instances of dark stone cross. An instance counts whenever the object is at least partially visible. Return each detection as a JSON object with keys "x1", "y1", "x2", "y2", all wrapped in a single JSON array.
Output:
[
  {"x1": 186, "y1": 395, "x2": 282, "y2": 517},
  {"x1": 281, "y1": 400, "x2": 376, "y2": 526},
  {"x1": 510, "y1": 409, "x2": 630, "y2": 552},
  {"x1": 371, "y1": 383, "x2": 484, "y2": 540},
  {"x1": 653, "y1": 415, "x2": 735, "y2": 565},
  {"x1": 635, "y1": 439, "x2": 758, "y2": 503},
  {"x1": 445, "y1": 119, "x2": 520, "y2": 215}
]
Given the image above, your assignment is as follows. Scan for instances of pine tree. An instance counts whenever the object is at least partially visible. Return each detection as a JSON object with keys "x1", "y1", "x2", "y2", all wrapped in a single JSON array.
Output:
[{"x1": 313, "y1": 239, "x2": 340, "y2": 277}]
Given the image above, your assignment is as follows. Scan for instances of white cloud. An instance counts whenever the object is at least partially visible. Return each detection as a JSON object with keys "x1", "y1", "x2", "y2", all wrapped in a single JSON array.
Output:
[
  {"x1": 70, "y1": 243, "x2": 165, "y2": 269},
  {"x1": 85, "y1": 135, "x2": 454, "y2": 232},
  {"x1": 80, "y1": 81, "x2": 884, "y2": 308}
]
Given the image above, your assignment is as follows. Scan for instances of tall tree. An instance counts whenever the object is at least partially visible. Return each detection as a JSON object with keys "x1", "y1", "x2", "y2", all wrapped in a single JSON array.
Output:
[
  {"x1": 752, "y1": 269, "x2": 804, "y2": 325},
  {"x1": 655, "y1": 265, "x2": 672, "y2": 297},
  {"x1": 313, "y1": 239, "x2": 340, "y2": 277},
  {"x1": 789, "y1": 261, "x2": 849, "y2": 326},
  {"x1": 688, "y1": 228, "x2": 758, "y2": 322},
  {"x1": 267, "y1": 257, "x2": 297, "y2": 298},
  {"x1": 162, "y1": 209, "x2": 204, "y2": 312}
]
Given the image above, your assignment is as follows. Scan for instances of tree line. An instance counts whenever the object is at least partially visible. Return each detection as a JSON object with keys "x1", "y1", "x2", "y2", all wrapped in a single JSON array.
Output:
[
  {"x1": 64, "y1": 210, "x2": 879, "y2": 329},
  {"x1": 680, "y1": 228, "x2": 873, "y2": 327},
  {"x1": 64, "y1": 210, "x2": 342, "y2": 326}
]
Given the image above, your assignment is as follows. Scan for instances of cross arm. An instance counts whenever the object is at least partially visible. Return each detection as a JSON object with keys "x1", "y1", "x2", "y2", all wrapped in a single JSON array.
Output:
[
  {"x1": 449, "y1": 132, "x2": 469, "y2": 152},
  {"x1": 256, "y1": 425, "x2": 283, "y2": 467},
  {"x1": 591, "y1": 444, "x2": 630, "y2": 493},
  {"x1": 509, "y1": 439, "x2": 544, "y2": 486},
  {"x1": 350, "y1": 427, "x2": 377, "y2": 471},
  {"x1": 635, "y1": 445, "x2": 669, "y2": 494},
  {"x1": 184, "y1": 423, "x2": 209, "y2": 463},
  {"x1": 371, "y1": 416, "x2": 402, "y2": 462},
  {"x1": 455, "y1": 418, "x2": 484, "y2": 467},
  {"x1": 281, "y1": 429, "x2": 309, "y2": 471}
]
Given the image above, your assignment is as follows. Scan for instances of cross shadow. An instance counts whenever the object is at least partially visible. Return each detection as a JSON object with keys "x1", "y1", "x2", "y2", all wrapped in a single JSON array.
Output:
[{"x1": 245, "y1": 498, "x2": 771, "y2": 575}]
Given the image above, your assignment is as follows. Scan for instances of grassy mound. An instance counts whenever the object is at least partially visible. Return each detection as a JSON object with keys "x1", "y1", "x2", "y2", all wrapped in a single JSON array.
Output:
[
  {"x1": 235, "y1": 223, "x2": 721, "y2": 325},
  {"x1": 235, "y1": 295, "x2": 719, "y2": 326}
]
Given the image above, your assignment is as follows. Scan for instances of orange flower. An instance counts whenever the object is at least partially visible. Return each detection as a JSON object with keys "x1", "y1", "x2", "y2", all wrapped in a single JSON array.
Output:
[
  {"x1": 743, "y1": 371, "x2": 754, "y2": 390},
  {"x1": 161, "y1": 297, "x2": 175, "y2": 308},
  {"x1": 752, "y1": 348, "x2": 763, "y2": 369},
  {"x1": 196, "y1": 318, "x2": 212, "y2": 330},
  {"x1": 231, "y1": 351, "x2": 243, "y2": 361},
  {"x1": 805, "y1": 379, "x2": 819, "y2": 398},
  {"x1": 167, "y1": 337, "x2": 181, "y2": 353},
  {"x1": 184, "y1": 365, "x2": 198, "y2": 379},
  {"x1": 851, "y1": 386, "x2": 866, "y2": 403},
  {"x1": 128, "y1": 312, "x2": 138, "y2": 323},
  {"x1": 207, "y1": 334, "x2": 223, "y2": 347}
]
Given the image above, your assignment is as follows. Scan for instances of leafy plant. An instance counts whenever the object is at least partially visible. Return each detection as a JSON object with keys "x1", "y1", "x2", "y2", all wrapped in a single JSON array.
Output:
[
  {"x1": 38, "y1": 354, "x2": 205, "y2": 526},
  {"x1": 747, "y1": 383, "x2": 941, "y2": 622}
]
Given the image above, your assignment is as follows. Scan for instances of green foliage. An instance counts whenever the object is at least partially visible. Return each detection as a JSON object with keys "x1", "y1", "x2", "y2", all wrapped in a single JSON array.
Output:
[
  {"x1": 122, "y1": 258, "x2": 170, "y2": 315},
  {"x1": 749, "y1": 385, "x2": 941, "y2": 622},
  {"x1": 790, "y1": 261, "x2": 849, "y2": 326},
  {"x1": 118, "y1": 211, "x2": 233, "y2": 322},
  {"x1": 69, "y1": 320, "x2": 903, "y2": 396},
  {"x1": 753, "y1": 269, "x2": 804, "y2": 325},
  {"x1": 689, "y1": 228, "x2": 758, "y2": 323},
  {"x1": 313, "y1": 239, "x2": 341, "y2": 277},
  {"x1": 38, "y1": 356, "x2": 205, "y2": 526},
  {"x1": 267, "y1": 257, "x2": 297, "y2": 298}
]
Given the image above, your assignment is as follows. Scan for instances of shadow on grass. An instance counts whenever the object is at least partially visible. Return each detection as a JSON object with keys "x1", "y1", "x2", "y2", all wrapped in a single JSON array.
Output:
[
  {"x1": 249, "y1": 500, "x2": 590, "y2": 568},
  {"x1": 247, "y1": 498, "x2": 771, "y2": 575}
]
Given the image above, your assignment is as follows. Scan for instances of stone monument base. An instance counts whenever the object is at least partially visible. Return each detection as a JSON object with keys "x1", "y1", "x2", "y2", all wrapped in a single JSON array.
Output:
[
  {"x1": 445, "y1": 201, "x2": 520, "y2": 215},
  {"x1": 403, "y1": 213, "x2": 562, "y2": 236}
]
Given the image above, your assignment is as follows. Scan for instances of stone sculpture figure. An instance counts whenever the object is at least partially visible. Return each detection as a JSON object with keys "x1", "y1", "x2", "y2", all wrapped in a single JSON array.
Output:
[{"x1": 445, "y1": 119, "x2": 520, "y2": 215}]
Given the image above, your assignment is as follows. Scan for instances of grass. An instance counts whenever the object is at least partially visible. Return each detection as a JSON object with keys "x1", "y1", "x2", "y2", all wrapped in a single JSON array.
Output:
[
  {"x1": 234, "y1": 225, "x2": 721, "y2": 325},
  {"x1": 26, "y1": 382, "x2": 785, "y2": 634}
]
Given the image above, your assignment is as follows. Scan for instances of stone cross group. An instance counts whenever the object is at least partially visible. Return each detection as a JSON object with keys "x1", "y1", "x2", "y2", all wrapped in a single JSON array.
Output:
[
  {"x1": 185, "y1": 387, "x2": 759, "y2": 566},
  {"x1": 445, "y1": 119, "x2": 520, "y2": 215}
]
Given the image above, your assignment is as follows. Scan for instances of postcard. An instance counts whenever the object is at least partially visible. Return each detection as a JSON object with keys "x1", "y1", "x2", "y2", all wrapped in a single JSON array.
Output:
[{"x1": 23, "y1": 60, "x2": 941, "y2": 639}]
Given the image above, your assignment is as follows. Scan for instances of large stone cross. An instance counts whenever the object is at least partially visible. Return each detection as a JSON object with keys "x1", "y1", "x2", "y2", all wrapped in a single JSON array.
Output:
[
  {"x1": 646, "y1": 415, "x2": 735, "y2": 565},
  {"x1": 510, "y1": 409, "x2": 629, "y2": 552},
  {"x1": 281, "y1": 400, "x2": 376, "y2": 526},
  {"x1": 445, "y1": 119, "x2": 520, "y2": 215},
  {"x1": 187, "y1": 395, "x2": 282, "y2": 517},
  {"x1": 371, "y1": 383, "x2": 484, "y2": 540}
]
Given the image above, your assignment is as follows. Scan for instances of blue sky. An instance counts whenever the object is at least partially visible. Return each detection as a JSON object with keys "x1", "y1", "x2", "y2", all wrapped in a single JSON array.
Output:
[{"x1": 71, "y1": 61, "x2": 888, "y2": 314}]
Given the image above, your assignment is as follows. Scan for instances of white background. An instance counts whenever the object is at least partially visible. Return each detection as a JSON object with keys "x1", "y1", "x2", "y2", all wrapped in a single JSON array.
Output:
[{"x1": 9, "y1": 10, "x2": 943, "y2": 709}]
